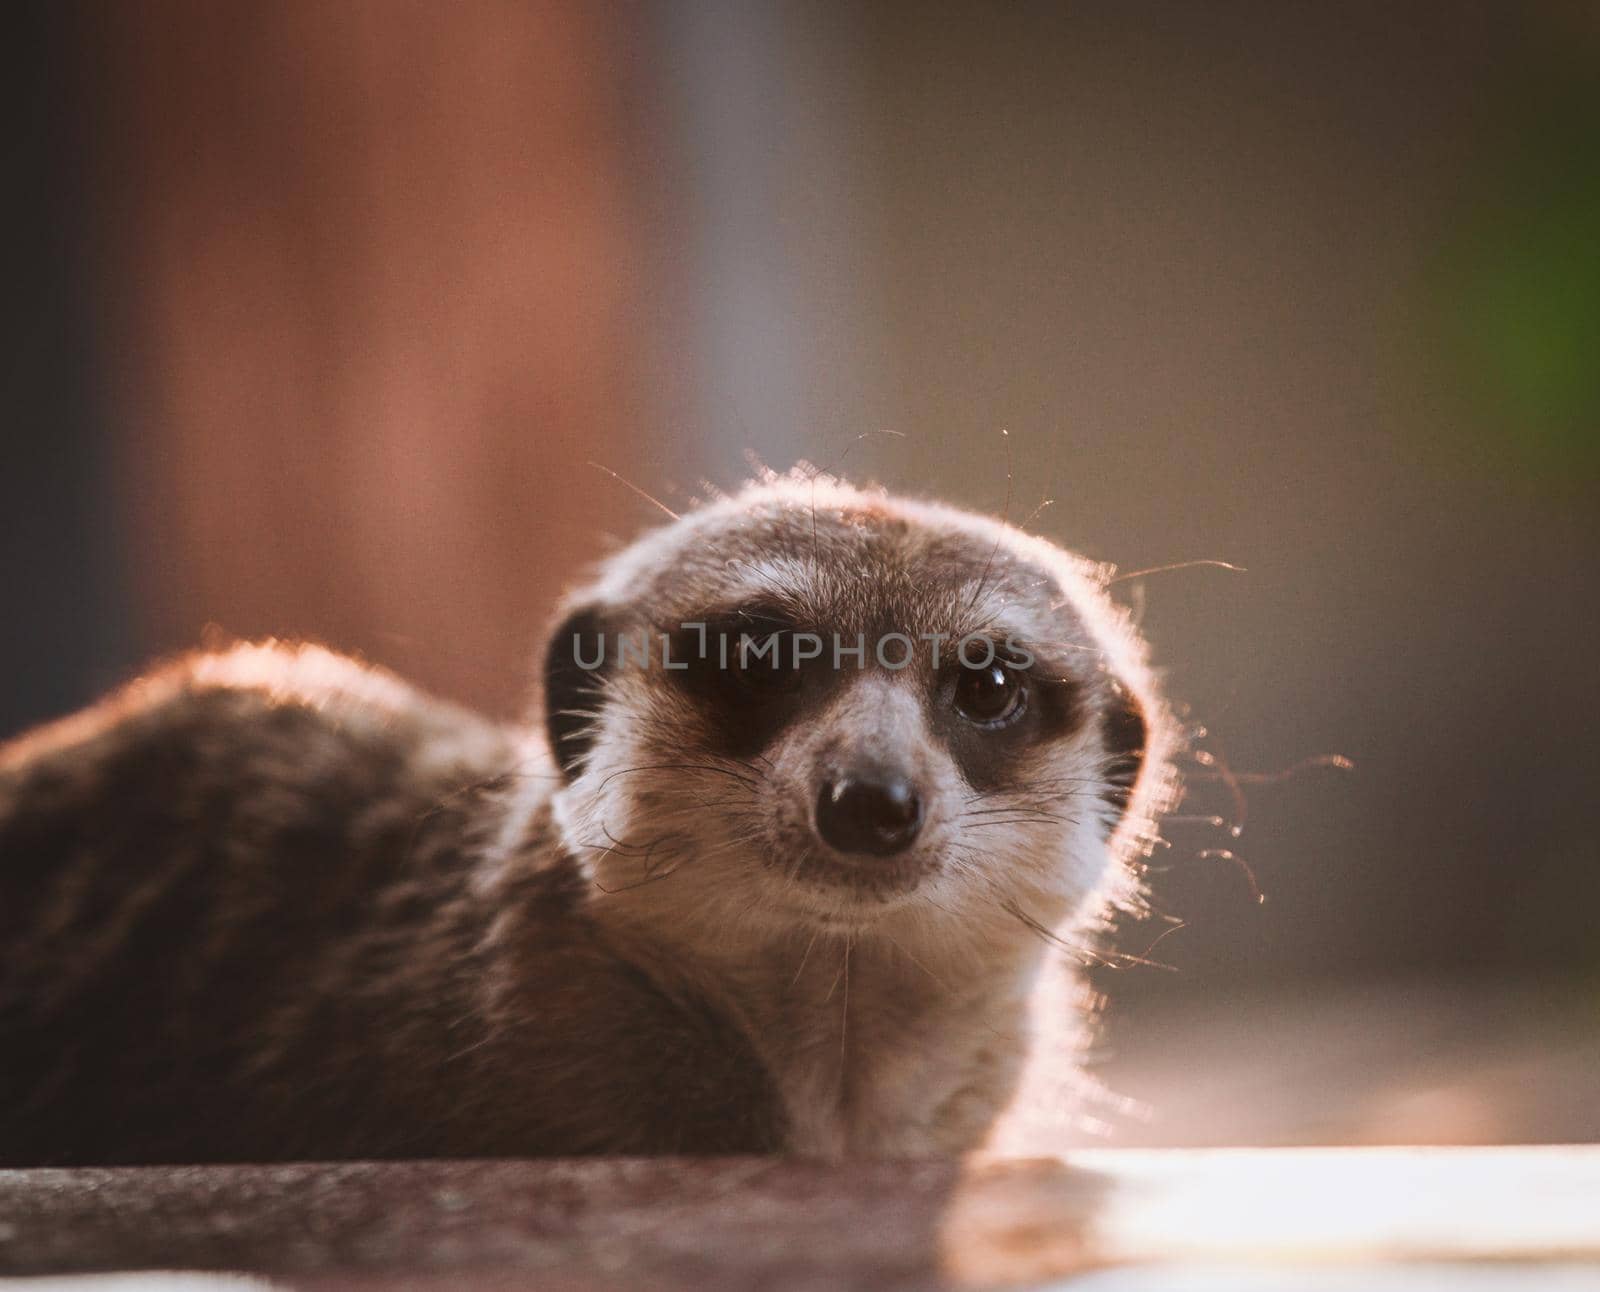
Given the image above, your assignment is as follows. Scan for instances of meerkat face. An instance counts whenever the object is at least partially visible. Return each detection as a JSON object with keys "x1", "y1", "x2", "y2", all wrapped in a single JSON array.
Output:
[{"x1": 540, "y1": 473, "x2": 1173, "y2": 947}]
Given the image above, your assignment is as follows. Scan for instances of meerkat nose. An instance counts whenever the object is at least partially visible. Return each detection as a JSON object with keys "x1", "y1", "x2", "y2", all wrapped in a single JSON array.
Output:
[{"x1": 815, "y1": 772, "x2": 924, "y2": 857}]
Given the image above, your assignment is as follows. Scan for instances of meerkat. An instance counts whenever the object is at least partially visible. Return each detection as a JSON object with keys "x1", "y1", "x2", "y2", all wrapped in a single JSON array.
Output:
[{"x1": 0, "y1": 471, "x2": 1176, "y2": 1166}]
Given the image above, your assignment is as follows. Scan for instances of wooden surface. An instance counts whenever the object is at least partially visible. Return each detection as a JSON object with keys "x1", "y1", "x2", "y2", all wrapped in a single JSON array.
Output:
[{"x1": 2, "y1": 1148, "x2": 1597, "y2": 1289}]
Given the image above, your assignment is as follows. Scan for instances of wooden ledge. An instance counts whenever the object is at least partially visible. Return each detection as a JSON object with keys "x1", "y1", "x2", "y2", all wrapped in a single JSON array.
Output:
[{"x1": 2, "y1": 1148, "x2": 1597, "y2": 1289}]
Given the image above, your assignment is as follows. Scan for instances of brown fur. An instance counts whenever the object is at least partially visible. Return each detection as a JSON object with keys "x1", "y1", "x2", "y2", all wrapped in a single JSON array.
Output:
[{"x1": 0, "y1": 645, "x2": 779, "y2": 1165}]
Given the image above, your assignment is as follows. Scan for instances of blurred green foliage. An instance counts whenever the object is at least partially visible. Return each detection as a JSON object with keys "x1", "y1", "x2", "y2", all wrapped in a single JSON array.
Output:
[{"x1": 1428, "y1": 28, "x2": 1600, "y2": 485}]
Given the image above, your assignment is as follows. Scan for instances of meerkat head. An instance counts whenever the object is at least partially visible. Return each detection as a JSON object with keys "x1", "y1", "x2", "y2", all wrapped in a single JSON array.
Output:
[{"x1": 538, "y1": 471, "x2": 1176, "y2": 954}]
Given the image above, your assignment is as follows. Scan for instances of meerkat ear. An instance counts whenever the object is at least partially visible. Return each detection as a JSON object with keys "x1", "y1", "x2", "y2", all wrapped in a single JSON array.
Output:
[
  {"x1": 1102, "y1": 677, "x2": 1149, "y2": 828},
  {"x1": 542, "y1": 605, "x2": 612, "y2": 779}
]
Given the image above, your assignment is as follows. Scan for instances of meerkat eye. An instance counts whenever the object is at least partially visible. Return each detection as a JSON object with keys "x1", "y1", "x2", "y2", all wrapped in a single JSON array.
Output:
[
  {"x1": 733, "y1": 628, "x2": 804, "y2": 696},
  {"x1": 953, "y1": 660, "x2": 1027, "y2": 728},
  {"x1": 674, "y1": 608, "x2": 808, "y2": 707}
]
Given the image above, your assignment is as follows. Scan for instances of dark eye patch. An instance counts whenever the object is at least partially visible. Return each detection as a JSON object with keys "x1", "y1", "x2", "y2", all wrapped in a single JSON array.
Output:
[
  {"x1": 934, "y1": 637, "x2": 1083, "y2": 792},
  {"x1": 667, "y1": 606, "x2": 817, "y2": 758}
]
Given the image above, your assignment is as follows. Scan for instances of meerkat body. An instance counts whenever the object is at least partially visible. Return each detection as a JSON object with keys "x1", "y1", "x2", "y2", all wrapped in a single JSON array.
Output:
[{"x1": 0, "y1": 474, "x2": 1174, "y2": 1165}]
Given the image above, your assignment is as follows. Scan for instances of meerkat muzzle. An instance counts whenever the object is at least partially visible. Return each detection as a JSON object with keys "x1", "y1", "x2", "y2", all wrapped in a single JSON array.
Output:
[{"x1": 815, "y1": 768, "x2": 925, "y2": 857}]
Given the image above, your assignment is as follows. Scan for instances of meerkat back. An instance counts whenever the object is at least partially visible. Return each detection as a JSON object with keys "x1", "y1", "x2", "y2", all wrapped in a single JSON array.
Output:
[{"x1": 0, "y1": 643, "x2": 778, "y2": 1163}]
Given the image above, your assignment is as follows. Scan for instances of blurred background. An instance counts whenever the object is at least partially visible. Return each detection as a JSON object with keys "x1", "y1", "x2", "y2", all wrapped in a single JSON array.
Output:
[{"x1": 4, "y1": 0, "x2": 1596, "y2": 1146}]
